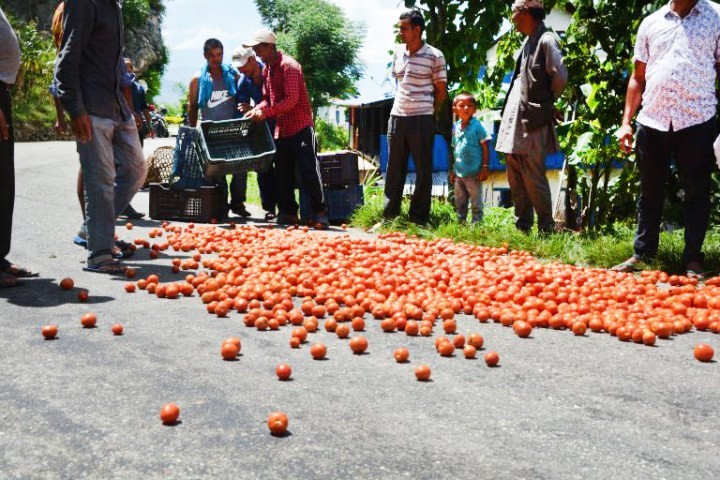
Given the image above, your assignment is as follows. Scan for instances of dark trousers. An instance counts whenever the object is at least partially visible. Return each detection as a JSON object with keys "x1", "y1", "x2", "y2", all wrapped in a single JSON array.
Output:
[
  {"x1": 634, "y1": 119, "x2": 716, "y2": 265},
  {"x1": 383, "y1": 115, "x2": 434, "y2": 223},
  {"x1": 228, "y1": 172, "x2": 247, "y2": 208},
  {"x1": 506, "y1": 151, "x2": 554, "y2": 232},
  {"x1": 275, "y1": 126, "x2": 325, "y2": 216},
  {"x1": 257, "y1": 166, "x2": 277, "y2": 213},
  {"x1": 0, "y1": 84, "x2": 14, "y2": 263}
]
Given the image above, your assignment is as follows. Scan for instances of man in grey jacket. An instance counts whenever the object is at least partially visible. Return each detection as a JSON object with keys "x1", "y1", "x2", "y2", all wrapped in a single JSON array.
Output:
[
  {"x1": 495, "y1": 0, "x2": 568, "y2": 234},
  {"x1": 55, "y1": 0, "x2": 146, "y2": 274}
]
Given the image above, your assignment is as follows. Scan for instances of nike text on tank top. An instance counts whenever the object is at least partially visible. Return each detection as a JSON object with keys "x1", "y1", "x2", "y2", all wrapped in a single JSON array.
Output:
[{"x1": 200, "y1": 76, "x2": 236, "y2": 121}]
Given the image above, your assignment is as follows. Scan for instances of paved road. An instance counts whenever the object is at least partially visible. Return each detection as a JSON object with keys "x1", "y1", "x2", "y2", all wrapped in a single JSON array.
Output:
[{"x1": 1, "y1": 139, "x2": 719, "y2": 479}]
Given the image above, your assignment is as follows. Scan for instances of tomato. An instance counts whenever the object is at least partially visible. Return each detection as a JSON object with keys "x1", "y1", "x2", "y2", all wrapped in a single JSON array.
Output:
[
  {"x1": 467, "y1": 333, "x2": 484, "y2": 349},
  {"x1": 405, "y1": 320, "x2": 419, "y2": 336},
  {"x1": 77, "y1": 290, "x2": 89, "y2": 302},
  {"x1": 452, "y1": 334, "x2": 466, "y2": 349},
  {"x1": 160, "y1": 403, "x2": 180, "y2": 425},
  {"x1": 437, "y1": 340, "x2": 455, "y2": 357},
  {"x1": 276, "y1": 363, "x2": 292, "y2": 380},
  {"x1": 291, "y1": 327, "x2": 308, "y2": 343},
  {"x1": 224, "y1": 337, "x2": 241, "y2": 351},
  {"x1": 289, "y1": 336, "x2": 301, "y2": 348},
  {"x1": 415, "y1": 364, "x2": 431, "y2": 381},
  {"x1": 111, "y1": 324, "x2": 124, "y2": 336},
  {"x1": 694, "y1": 344, "x2": 714, "y2": 362},
  {"x1": 380, "y1": 318, "x2": 396, "y2": 332},
  {"x1": 572, "y1": 321, "x2": 587, "y2": 336},
  {"x1": 310, "y1": 343, "x2": 327, "y2": 360},
  {"x1": 484, "y1": 351, "x2": 499, "y2": 367},
  {"x1": 41, "y1": 325, "x2": 58, "y2": 340},
  {"x1": 394, "y1": 347, "x2": 409, "y2": 363},
  {"x1": 124, "y1": 282, "x2": 136, "y2": 293},
  {"x1": 336, "y1": 324, "x2": 350, "y2": 339},
  {"x1": 513, "y1": 320, "x2": 532, "y2": 338},
  {"x1": 126, "y1": 222, "x2": 133, "y2": 230},
  {"x1": 267, "y1": 412, "x2": 289, "y2": 435},
  {"x1": 463, "y1": 345, "x2": 477, "y2": 359},
  {"x1": 349, "y1": 336, "x2": 368, "y2": 354},
  {"x1": 221, "y1": 342, "x2": 239, "y2": 360},
  {"x1": 60, "y1": 278, "x2": 74, "y2": 290},
  {"x1": 80, "y1": 313, "x2": 97, "y2": 328}
]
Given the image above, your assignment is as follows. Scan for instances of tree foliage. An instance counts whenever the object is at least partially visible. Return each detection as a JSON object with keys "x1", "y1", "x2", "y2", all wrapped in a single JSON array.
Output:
[
  {"x1": 254, "y1": 0, "x2": 364, "y2": 114},
  {"x1": 402, "y1": 0, "x2": 507, "y2": 92}
]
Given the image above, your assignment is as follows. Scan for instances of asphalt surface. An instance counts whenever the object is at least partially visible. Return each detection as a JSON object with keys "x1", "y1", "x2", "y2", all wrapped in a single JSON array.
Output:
[{"x1": 1, "y1": 138, "x2": 719, "y2": 480}]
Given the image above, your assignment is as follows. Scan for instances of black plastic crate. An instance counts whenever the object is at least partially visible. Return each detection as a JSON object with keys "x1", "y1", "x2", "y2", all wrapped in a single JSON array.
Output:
[
  {"x1": 198, "y1": 119, "x2": 276, "y2": 177},
  {"x1": 300, "y1": 184, "x2": 364, "y2": 223},
  {"x1": 149, "y1": 183, "x2": 227, "y2": 223},
  {"x1": 170, "y1": 127, "x2": 207, "y2": 189},
  {"x1": 318, "y1": 150, "x2": 360, "y2": 188}
]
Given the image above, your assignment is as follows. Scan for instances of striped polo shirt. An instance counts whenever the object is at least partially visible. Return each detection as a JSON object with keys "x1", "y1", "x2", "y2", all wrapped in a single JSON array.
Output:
[{"x1": 391, "y1": 43, "x2": 447, "y2": 117}]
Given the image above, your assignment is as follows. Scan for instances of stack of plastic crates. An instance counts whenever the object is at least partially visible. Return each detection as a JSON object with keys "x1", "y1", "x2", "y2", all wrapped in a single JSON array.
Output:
[
  {"x1": 149, "y1": 120, "x2": 275, "y2": 223},
  {"x1": 300, "y1": 150, "x2": 364, "y2": 223}
]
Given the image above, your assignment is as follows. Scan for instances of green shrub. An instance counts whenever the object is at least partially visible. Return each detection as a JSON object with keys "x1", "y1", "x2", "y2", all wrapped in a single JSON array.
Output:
[{"x1": 315, "y1": 117, "x2": 349, "y2": 152}]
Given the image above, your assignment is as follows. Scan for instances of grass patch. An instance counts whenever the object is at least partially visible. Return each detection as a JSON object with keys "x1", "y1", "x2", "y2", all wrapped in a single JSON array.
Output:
[{"x1": 350, "y1": 187, "x2": 720, "y2": 274}]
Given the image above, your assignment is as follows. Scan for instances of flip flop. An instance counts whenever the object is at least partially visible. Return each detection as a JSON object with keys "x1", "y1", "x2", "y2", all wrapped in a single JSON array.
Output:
[
  {"x1": 686, "y1": 269, "x2": 707, "y2": 281},
  {"x1": 610, "y1": 258, "x2": 639, "y2": 273},
  {"x1": 73, "y1": 235, "x2": 88, "y2": 247},
  {"x1": 0, "y1": 272, "x2": 22, "y2": 288},
  {"x1": 83, "y1": 259, "x2": 127, "y2": 275},
  {"x1": 1, "y1": 264, "x2": 39, "y2": 278}
]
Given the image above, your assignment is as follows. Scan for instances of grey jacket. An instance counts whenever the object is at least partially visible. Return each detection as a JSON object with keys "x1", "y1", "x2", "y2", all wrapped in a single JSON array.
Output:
[
  {"x1": 502, "y1": 25, "x2": 568, "y2": 131},
  {"x1": 54, "y1": 0, "x2": 132, "y2": 120}
]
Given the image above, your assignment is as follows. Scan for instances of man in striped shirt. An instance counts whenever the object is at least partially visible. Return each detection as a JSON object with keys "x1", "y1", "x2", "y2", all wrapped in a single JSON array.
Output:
[{"x1": 384, "y1": 10, "x2": 447, "y2": 226}]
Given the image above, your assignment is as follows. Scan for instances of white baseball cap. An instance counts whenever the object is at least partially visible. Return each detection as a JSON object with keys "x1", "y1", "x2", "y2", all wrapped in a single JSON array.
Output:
[
  {"x1": 231, "y1": 46, "x2": 254, "y2": 68},
  {"x1": 243, "y1": 29, "x2": 277, "y2": 47}
]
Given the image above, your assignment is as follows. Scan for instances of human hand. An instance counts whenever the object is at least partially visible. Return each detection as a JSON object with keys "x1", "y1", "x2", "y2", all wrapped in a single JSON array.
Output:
[
  {"x1": 245, "y1": 107, "x2": 266, "y2": 122},
  {"x1": 449, "y1": 171, "x2": 456, "y2": 183},
  {"x1": 477, "y1": 166, "x2": 489, "y2": 182},
  {"x1": 54, "y1": 116, "x2": 68, "y2": 136},
  {"x1": 616, "y1": 124, "x2": 634, "y2": 154},
  {"x1": 0, "y1": 108, "x2": 10, "y2": 141},
  {"x1": 237, "y1": 102, "x2": 252, "y2": 114},
  {"x1": 71, "y1": 114, "x2": 92, "y2": 143}
]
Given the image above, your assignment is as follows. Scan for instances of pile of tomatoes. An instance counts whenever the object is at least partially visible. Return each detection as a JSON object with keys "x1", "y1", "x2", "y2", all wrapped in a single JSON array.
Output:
[{"x1": 128, "y1": 223, "x2": 720, "y2": 353}]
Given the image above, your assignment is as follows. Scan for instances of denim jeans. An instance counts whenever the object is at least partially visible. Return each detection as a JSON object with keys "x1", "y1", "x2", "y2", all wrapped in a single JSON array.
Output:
[
  {"x1": 384, "y1": 115, "x2": 435, "y2": 224},
  {"x1": 454, "y1": 176, "x2": 484, "y2": 223},
  {"x1": 77, "y1": 115, "x2": 146, "y2": 264},
  {"x1": 633, "y1": 119, "x2": 716, "y2": 265}
]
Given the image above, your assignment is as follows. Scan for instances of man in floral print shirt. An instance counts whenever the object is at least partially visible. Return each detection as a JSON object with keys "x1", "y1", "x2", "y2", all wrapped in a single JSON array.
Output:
[{"x1": 614, "y1": 0, "x2": 720, "y2": 278}]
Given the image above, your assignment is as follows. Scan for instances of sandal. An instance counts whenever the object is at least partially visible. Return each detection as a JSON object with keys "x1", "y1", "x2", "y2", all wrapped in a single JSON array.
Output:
[
  {"x1": 610, "y1": 257, "x2": 640, "y2": 273},
  {"x1": 112, "y1": 240, "x2": 135, "y2": 259},
  {"x1": 0, "y1": 272, "x2": 22, "y2": 288},
  {"x1": 83, "y1": 258, "x2": 127, "y2": 275},
  {"x1": 0, "y1": 261, "x2": 39, "y2": 278},
  {"x1": 264, "y1": 212, "x2": 276, "y2": 221},
  {"x1": 685, "y1": 261, "x2": 707, "y2": 281}
]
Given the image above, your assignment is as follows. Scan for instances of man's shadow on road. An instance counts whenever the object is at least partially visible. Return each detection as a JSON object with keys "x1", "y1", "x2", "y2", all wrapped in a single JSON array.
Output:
[{"x1": 0, "y1": 278, "x2": 114, "y2": 308}]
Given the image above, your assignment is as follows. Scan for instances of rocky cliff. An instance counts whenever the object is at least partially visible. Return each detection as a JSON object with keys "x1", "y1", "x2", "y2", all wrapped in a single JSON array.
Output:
[{"x1": 1, "y1": 0, "x2": 166, "y2": 76}]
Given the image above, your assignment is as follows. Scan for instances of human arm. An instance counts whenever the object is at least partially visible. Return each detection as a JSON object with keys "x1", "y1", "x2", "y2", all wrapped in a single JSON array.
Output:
[
  {"x1": 187, "y1": 76, "x2": 199, "y2": 127},
  {"x1": 542, "y1": 33, "x2": 568, "y2": 98},
  {"x1": 616, "y1": 60, "x2": 646, "y2": 154},
  {"x1": 0, "y1": 107, "x2": 8, "y2": 141},
  {"x1": 434, "y1": 81, "x2": 447, "y2": 114},
  {"x1": 248, "y1": 64, "x2": 301, "y2": 121},
  {"x1": 477, "y1": 140, "x2": 490, "y2": 181}
]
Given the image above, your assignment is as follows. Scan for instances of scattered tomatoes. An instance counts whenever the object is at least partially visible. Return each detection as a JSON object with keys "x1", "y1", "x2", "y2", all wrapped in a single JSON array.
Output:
[
  {"x1": 80, "y1": 312, "x2": 97, "y2": 328},
  {"x1": 415, "y1": 364, "x2": 431, "y2": 381},
  {"x1": 111, "y1": 324, "x2": 124, "y2": 336},
  {"x1": 276, "y1": 363, "x2": 292, "y2": 380},
  {"x1": 694, "y1": 344, "x2": 715, "y2": 362},
  {"x1": 267, "y1": 411, "x2": 289, "y2": 435},
  {"x1": 394, "y1": 347, "x2": 409, "y2": 363},
  {"x1": 60, "y1": 278, "x2": 74, "y2": 290}
]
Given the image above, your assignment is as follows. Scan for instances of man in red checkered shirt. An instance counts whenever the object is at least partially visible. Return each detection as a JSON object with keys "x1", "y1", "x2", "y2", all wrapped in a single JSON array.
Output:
[{"x1": 244, "y1": 30, "x2": 328, "y2": 228}]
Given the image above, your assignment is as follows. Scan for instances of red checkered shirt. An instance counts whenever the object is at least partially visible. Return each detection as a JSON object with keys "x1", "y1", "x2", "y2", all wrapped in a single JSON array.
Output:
[{"x1": 257, "y1": 51, "x2": 314, "y2": 139}]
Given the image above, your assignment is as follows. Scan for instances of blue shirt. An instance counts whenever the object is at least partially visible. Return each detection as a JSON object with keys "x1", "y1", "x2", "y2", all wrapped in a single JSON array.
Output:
[
  {"x1": 452, "y1": 117, "x2": 490, "y2": 177},
  {"x1": 235, "y1": 61, "x2": 264, "y2": 114}
]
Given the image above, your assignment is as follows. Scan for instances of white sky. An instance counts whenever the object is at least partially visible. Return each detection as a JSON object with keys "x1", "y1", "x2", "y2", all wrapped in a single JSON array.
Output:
[{"x1": 156, "y1": 0, "x2": 410, "y2": 105}]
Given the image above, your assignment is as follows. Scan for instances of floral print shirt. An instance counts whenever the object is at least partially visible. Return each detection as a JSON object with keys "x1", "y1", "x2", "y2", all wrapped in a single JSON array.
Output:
[{"x1": 634, "y1": 0, "x2": 720, "y2": 132}]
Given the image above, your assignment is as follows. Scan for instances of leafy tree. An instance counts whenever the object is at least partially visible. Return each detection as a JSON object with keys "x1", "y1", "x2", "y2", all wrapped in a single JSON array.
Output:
[
  {"x1": 254, "y1": 0, "x2": 364, "y2": 115},
  {"x1": 402, "y1": 0, "x2": 507, "y2": 93}
]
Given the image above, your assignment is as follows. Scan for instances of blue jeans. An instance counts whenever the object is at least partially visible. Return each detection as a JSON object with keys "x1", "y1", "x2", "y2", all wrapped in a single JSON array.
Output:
[
  {"x1": 454, "y1": 176, "x2": 484, "y2": 223},
  {"x1": 633, "y1": 119, "x2": 716, "y2": 266},
  {"x1": 77, "y1": 116, "x2": 146, "y2": 264}
]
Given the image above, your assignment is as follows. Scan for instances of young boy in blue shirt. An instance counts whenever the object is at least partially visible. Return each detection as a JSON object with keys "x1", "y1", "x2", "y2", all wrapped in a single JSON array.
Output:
[{"x1": 450, "y1": 92, "x2": 490, "y2": 224}]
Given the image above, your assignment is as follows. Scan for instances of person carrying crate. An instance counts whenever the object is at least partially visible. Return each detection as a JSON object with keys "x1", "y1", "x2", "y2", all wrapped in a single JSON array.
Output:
[
  {"x1": 231, "y1": 45, "x2": 278, "y2": 221},
  {"x1": 187, "y1": 38, "x2": 251, "y2": 218},
  {"x1": 243, "y1": 30, "x2": 329, "y2": 229}
]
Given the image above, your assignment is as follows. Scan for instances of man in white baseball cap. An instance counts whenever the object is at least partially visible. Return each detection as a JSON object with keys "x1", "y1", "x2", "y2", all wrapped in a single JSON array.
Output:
[{"x1": 242, "y1": 29, "x2": 277, "y2": 47}]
